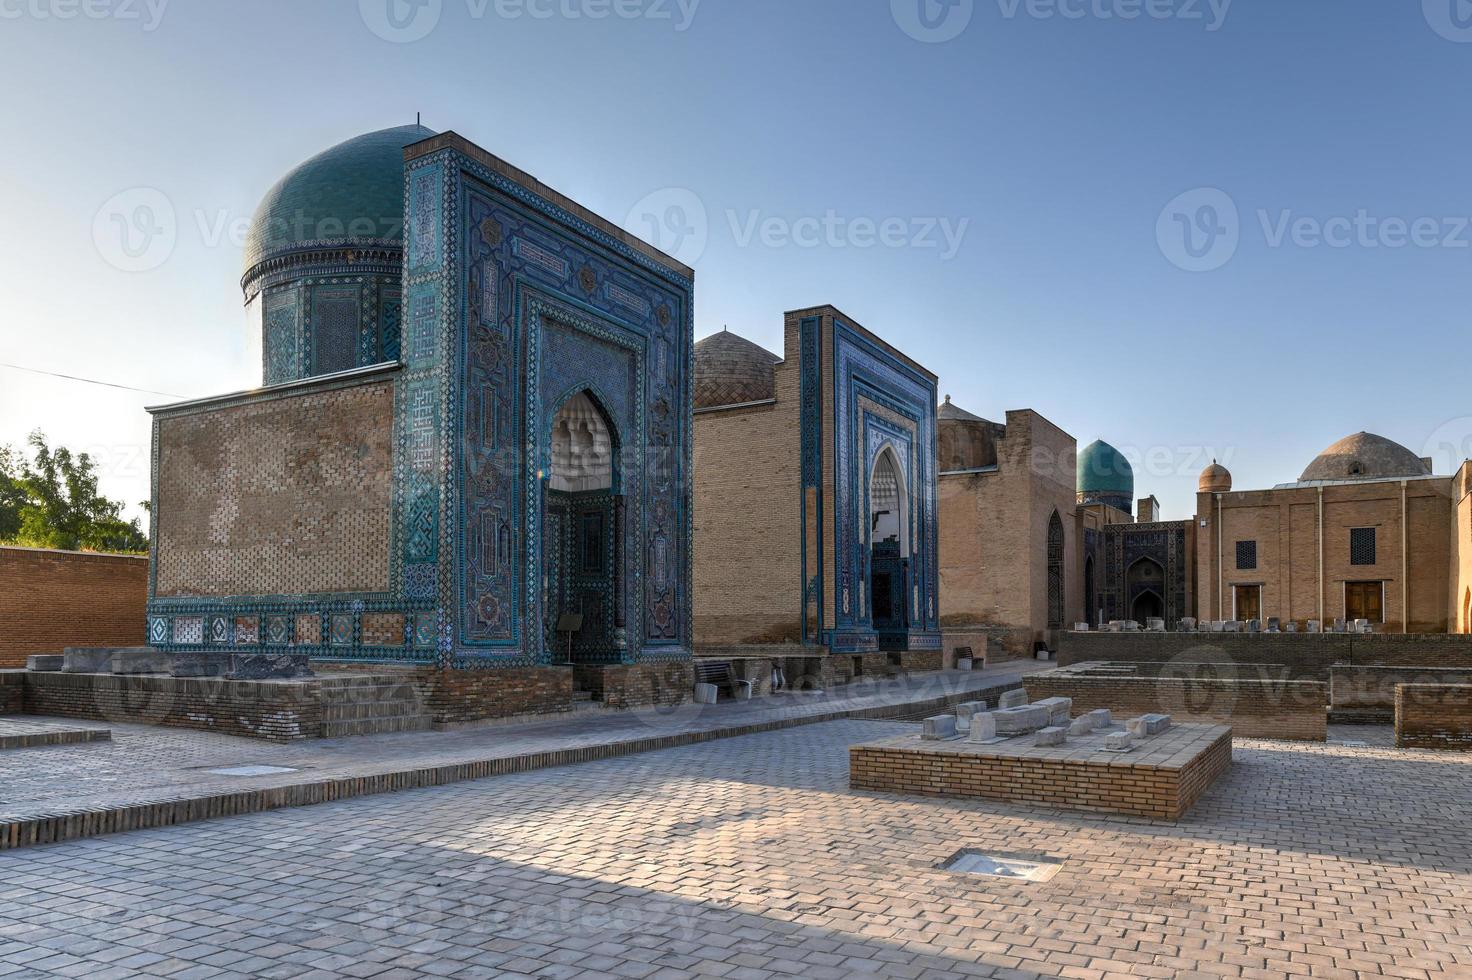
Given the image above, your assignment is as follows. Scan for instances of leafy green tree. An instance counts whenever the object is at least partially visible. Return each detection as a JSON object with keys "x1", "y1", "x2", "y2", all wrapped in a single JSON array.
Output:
[{"x1": 0, "y1": 431, "x2": 147, "y2": 554}]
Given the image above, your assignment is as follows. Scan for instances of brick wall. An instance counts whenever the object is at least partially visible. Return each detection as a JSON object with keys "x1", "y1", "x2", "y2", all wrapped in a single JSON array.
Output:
[
  {"x1": 319, "y1": 661, "x2": 575, "y2": 723},
  {"x1": 1333, "y1": 667, "x2": 1472, "y2": 714},
  {"x1": 0, "y1": 547, "x2": 148, "y2": 668},
  {"x1": 0, "y1": 671, "x2": 21, "y2": 714},
  {"x1": 22, "y1": 672, "x2": 325, "y2": 740},
  {"x1": 1025, "y1": 670, "x2": 1327, "y2": 740},
  {"x1": 153, "y1": 376, "x2": 394, "y2": 599},
  {"x1": 1395, "y1": 683, "x2": 1472, "y2": 750},
  {"x1": 573, "y1": 662, "x2": 694, "y2": 709},
  {"x1": 1059, "y1": 631, "x2": 1472, "y2": 670},
  {"x1": 849, "y1": 727, "x2": 1233, "y2": 820}
]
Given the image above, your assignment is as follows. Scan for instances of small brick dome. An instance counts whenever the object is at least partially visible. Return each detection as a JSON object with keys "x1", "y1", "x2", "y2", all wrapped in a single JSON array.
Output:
[
  {"x1": 693, "y1": 329, "x2": 780, "y2": 409},
  {"x1": 1300, "y1": 432, "x2": 1431, "y2": 482},
  {"x1": 1198, "y1": 460, "x2": 1232, "y2": 493}
]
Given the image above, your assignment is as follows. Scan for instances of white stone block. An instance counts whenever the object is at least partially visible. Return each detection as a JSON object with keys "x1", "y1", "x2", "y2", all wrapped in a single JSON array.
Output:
[
  {"x1": 956, "y1": 657, "x2": 973, "y2": 671},
  {"x1": 1035, "y1": 726, "x2": 1067, "y2": 747},
  {"x1": 998, "y1": 689, "x2": 1027, "y2": 709},
  {"x1": 994, "y1": 704, "x2": 1049, "y2": 734},
  {"x1": 1126, "y1": 713, "x2": 1172, "y2": 736},
  {"x1": 1068, "y1": 715, "x2": 1097, "y2": 735},
  {"x1": 693, "y1": 682, "x2": 719, "y2": 705},
  {"x1": 1085, "y1": 708, "x2": 1112, "y2": 728},
  {"x1": 968, "y1": 712, "x2": 998, "y2": 741},
  {"x1": 922, "y1": 714, "x2": 958, "y2": 740},
  {"x1": 1033, "y1": 696, "x2": 1073, "y2": 726},
  {"x1": 1103, "y1": 731, "x2": 1135, "y2": 751},
  {"x1": 954, "y1": 700, "x2": 987, "y2": 731}
]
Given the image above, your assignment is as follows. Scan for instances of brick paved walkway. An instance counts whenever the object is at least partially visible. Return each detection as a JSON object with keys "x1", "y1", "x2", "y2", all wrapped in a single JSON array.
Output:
[
  {"x1": 1, "y1": 719, "x2": 1469, "y2": 979},
  {"x1": 0, "y1": 665, "x2": 1041, "y2": 848}
]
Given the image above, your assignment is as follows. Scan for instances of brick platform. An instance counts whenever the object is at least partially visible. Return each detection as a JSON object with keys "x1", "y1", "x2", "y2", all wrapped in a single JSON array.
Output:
[
  {"x1": 1059, "y1": 630, "x2": 1472, "y2": 670},
  {"x1": 1024, "y1": 662, "x2": 1328, "y2": 740},
  {"x1": 1396, "y1": 683, "x2": 1472, "y2": 750},
  {"x1": 850, "y1": 722, "x2": 1233, "y2": 820},
  {"x1": 0, "y1": 719, "x2": 111, "y2": 750}
]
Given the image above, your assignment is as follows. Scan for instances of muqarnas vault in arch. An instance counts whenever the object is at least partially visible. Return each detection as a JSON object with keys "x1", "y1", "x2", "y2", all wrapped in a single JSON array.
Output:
[{"x1": 146, "y1": 126, "x2": 694, "y2": 710}]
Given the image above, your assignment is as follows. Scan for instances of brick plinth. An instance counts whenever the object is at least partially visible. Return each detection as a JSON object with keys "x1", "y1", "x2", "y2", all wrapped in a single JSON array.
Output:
[
  {"x1": 1059, "y1": 631, "x2": 1472, "y2": 670},
  {"x1": 0, "y1": 547, "x2": 147, "y2": 668},
  {"x1": 1396, "y1": 683, "x2": 1472, "y2": 750},
  {"x1": 0, "y1": 671, "x2": 21, "y2": 714},
  {"x1": 1025, "y1": 664, "x2": 1327, "y2": 740},
  {"x1": 897, "y1": 650, "x2": 943, "y2": 673},
  {"x1": 574, "y1": 662, "x2": 694, "y2": 709},
  {"x1": 850, "y1": 723, "x2": 1233, "y2": 820}
]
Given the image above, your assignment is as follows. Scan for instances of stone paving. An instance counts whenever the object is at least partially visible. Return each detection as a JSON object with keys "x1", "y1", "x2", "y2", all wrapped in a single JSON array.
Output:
[
  {"x1": 0, "y1": 665, "x2": 1041, "y2": 842},
  {"x1": 1, "y1": 719, "x2": 1470, "y2": 979},
  {"x1": 0, "y1": 719, "x2": 110, "y2": 752}
]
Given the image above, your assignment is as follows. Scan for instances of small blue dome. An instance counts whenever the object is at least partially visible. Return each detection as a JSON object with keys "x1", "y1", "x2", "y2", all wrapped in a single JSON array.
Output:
[
  {"x1": 243, "y1": 124, "x2": 435, "y2": 275},
  {"x1": 1077, "y1": 439, "x2": 1134, "y2": 497}
]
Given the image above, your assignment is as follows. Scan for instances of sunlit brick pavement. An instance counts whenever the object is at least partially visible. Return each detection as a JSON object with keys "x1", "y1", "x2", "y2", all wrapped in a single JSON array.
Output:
[{"x1": 2, "y1": 721, "x2": 1471, "y2": 979}]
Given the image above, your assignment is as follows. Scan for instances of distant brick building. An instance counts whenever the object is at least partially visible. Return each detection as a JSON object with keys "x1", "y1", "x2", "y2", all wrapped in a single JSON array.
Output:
[
  {"x1": 1195, "y1": 432, "x2": 1472, "y2": 633},
  {"x1": 692, "y1": 308, "x2": 942, "y2": 682}
]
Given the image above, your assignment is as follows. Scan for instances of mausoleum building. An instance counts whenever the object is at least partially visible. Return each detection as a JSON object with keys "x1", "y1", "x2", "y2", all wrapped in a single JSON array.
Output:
[
  {"x1": 691, "y1": 309, "x2": 942, "y2": 683},
  {"x1": 145, "y1": 126, "x2": 694, "y2": 714}
]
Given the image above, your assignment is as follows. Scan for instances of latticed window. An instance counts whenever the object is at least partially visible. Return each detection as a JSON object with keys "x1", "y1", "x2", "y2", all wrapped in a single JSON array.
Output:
[
  {"x1": 1047, "y1": 511, "x2": 1065, "y2": 628},
  {"x1": 1236, "y1": 540, "x2": 1257, "y2": 570},
  {"x1": 1350, "y1": 527, "x2": 1376, "y2": 566}
]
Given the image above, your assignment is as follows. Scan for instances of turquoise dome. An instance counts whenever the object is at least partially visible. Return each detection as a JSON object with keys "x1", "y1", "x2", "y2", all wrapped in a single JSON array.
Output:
[
  {"x1": 243, "y1": 124, "x2": 435, "y2": 274},
  {"x1": 1077, "y1": 439, "x2": 1134, "y2": 496}
]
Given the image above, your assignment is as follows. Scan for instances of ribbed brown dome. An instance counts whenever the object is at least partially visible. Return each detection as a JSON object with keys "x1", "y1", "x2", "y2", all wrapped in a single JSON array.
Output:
[
  {"x1": 693, "y1": 330, "x2": 780, "y2": 409},
  {"x1": 1198, "y1": 460, "x2": 1232, "y2": 493},
  {"x1": 1300, "y1": 432, "x2": 1431, "y2": 482}
]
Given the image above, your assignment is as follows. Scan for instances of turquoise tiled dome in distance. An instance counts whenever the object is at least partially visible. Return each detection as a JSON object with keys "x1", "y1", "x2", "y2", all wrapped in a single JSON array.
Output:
[
  {"x1": 243, "y1": 124, "x2": 435, "y2": 274},
  {"x1": 1077, "y1": 439, "x2": 1134, "y2": 497}
]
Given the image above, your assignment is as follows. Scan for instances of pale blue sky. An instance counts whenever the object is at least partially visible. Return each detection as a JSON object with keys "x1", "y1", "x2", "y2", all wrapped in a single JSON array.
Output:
[{"x1": 1, "y1": 0, "x2": 1469, "y2": 523}]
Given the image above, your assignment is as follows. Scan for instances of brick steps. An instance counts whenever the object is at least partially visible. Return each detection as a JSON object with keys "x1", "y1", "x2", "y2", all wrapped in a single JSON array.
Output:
[{"x1": 317, "y1": 677, "x2": 431, "y2": 737}]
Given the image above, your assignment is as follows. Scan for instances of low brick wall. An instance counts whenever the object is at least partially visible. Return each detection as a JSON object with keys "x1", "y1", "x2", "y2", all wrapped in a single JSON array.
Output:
[
  {"x1": 22, "y1": 671, "x2": 327, "y2": 740},
  {"x1": 574, "y1": 662, "x2": 694, "y2": 709},
  {"x1": 850, "y1": 724, "x2": 1233, "y2": 820},
  {"x1": 316, "y1": 662, "x2": 577, "y2": 722},
  {"x1": 898, "y1": 650, "x2": 944, "y2": 672},
  {"x1": 1025, "y1": 664, "x2": 1328, "y2": 740},
  {"x1": 1332, "y1": 667, "x2": 1472, "y2": 717},
  {"x1": 0, "y1": 547, "x2": 147, "y2": 668},
  {"x1": 1396, "y1": 684, "x2": 1472, "y2": 750},
  {"x1": 1059, "y1": 631, "x2": 1472, "y2": 671},
  {"x1": 0, "y1": 671, "x2": 22, "y2": 714}
]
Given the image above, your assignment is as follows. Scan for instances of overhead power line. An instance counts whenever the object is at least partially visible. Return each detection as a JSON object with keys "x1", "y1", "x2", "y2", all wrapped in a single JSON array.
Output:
[{"x1": 0, "y1": 362, "x2": 184, "y2": 399}]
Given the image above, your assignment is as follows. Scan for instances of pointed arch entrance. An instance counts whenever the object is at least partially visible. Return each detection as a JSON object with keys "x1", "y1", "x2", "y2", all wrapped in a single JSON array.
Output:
[
  {"x1": 544, "y1": 390, "x2": 622, "y2": 661},
  {"x1": 1127, "y1": 556, "x2": 1166, "y2": 624},
  {"x1": 869, "y1": 446, "x2": 910, "y2": 650},
  {"x1": 1046, "y1": 511, "x2": 1065, "y2": 629}
]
